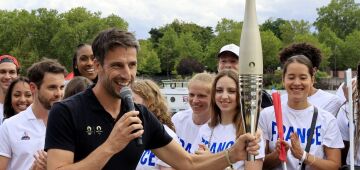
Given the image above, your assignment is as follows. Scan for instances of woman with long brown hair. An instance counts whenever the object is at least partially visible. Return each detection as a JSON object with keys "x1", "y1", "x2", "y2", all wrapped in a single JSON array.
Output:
[{"x1": 194, "y1": 69, "x2": 264, "y2": 170}]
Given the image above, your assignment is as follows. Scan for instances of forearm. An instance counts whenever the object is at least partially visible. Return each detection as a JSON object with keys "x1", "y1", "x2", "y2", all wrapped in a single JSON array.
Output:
[
  {"x1": 49, "y1": 143, "x2": 115, "y2": 170},
  {"x1": 304, "y1": 153, "x2": 340, "y2": 170},
  {"x1": 263, "y1": 151, "x2": 281, "y2": 170},
  {"x1": 177, "y1": 150, "x2": 233, "y2": 170}
]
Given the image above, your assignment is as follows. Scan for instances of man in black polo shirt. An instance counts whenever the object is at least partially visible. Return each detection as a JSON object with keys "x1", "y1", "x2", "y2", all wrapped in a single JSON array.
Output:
[
  {"x1": 45, "y1": 29, "x2": 260, "y2": 170},
  {"x1": 217, "y1": 44, "x2": 273, "y2": 109}
]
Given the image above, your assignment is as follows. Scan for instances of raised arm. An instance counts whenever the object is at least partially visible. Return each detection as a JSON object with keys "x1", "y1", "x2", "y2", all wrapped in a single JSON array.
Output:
[{"x1": 152, "y1": 133, "x2": 260, "y2": 170}]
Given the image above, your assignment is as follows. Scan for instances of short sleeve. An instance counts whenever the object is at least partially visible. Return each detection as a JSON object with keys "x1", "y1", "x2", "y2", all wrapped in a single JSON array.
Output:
[
  {"x1": 337, "y1": 106, "x2": 349, "y2": 141},
  {"x1": 0, "y1": 122, "x2": 11, "y2": 158},
  {"x1": 323, "y1": 117, "x2": 344, "y2": 148},
  {"x1": 45, "y1": 102, "x2": 76, "y2": 152},
  {"x1": 139, "y1": 105, "x2": 172, "y2": 150}
]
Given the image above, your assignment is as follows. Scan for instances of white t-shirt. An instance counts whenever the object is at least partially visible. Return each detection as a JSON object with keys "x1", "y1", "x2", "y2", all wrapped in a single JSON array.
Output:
[
  {"x1": 171, "y1": 109, "x2": 203, "y2": 153},
  {"x1": 136, "y1": 125, "x2": 179, "y2": 170},
  {"x1": 337, "y1": 104, "x2": 360, "y2": 166},
  {"x1": 336, "y1": 78, "x2": 356, "y2": 103},
  {"x1": 192, "y1": 123, "x2": 265, "y2": 170},
  {"x1": 281, "y1": 89, "x2": 343, "y2": 116},
  {"x1": 0, "y1": 103, "x2": 3, "y2": 126},
  {"x1": 259, "y1": 104, "x2": 344, "y2": 170},
  {"x1": 0, "y1": 105, "x2": 46, "y2": 170}
]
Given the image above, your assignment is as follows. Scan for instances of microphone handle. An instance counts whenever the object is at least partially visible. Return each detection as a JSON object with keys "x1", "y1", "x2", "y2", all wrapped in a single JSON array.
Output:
[{"x1": 125, "y1": 97, "x2": 143, "y2": 147}]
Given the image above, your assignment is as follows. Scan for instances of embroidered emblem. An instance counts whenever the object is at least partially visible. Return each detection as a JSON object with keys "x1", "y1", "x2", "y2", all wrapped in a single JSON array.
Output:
[
  {"x1": 21, "y1": 132, "x2": 30, "y2": 140},
  {"x1": 96, "y1": 126, "x2": 103, "y2": 135},
  {"x1": 86, "y1": 126, "x2": 92, "y2": 135}
]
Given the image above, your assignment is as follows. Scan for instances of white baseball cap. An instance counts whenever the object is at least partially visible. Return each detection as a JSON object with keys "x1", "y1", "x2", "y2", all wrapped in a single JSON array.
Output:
[{"x1": 217, "y1": 44, "x2": 240, "y2": 58}]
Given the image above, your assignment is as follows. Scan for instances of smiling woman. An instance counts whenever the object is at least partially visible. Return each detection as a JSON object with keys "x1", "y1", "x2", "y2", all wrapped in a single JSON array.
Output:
[
  {"x1": 72, "y1": 44, "x2": 98, "y2": 83},
  {"x1": 3, "y1": 76, "x2": 33, "y2": 121},
  {"x1": 260, "y1": 55, "x2": 344, "y2": 170}
]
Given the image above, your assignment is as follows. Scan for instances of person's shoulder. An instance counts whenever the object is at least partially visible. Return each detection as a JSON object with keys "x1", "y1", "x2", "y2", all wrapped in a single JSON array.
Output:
[
  {"x1": 163, "y1": 124, "x2": 178, "y2": 139},
  {"x1": 1, "y1": 107, "x2": 31, "y2": 127},
  {"x1": 316, "y1": 106, "x2": 336, "y2": 122},
  {"x1": 198, "y1": 123, "x2": 210, "y2": 132},
  {"x1": 172, "y1": 109, "x2": 192, "y2": 121},
  {"x1": 261, "y1": 105, "x2": 274, "y2": 114}
]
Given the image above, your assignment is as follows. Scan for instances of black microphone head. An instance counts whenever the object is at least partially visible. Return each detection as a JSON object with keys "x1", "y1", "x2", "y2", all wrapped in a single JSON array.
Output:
[{"x1": 120, "y1": 86, "x2": 132, "y2": 99}]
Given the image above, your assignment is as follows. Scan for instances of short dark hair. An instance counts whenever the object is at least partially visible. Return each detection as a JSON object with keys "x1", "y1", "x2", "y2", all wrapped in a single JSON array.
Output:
[
  {"x1": 64, "y1": 76, "x2": 92, "y2": 99},
  {"x1": 282, "y1": 55, "x2": 314, "y2": 78},
  {"x1": 279, "y1": 43, "x2": 322, "y2": 68},
  {"x1": 92, "y1": 28, "x2": 140, "y2": 65},
  {"x1": 27, "y1": 58, "x2": 67, "y2": 88},
  {"x1": 3, "y1": 77, "x2": 30, "y2": 119}
]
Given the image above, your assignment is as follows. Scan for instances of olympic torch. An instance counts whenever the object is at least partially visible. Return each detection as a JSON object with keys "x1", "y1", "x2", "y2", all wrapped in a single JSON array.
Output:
[{"x1": 239, "y1": 0, "x2": 263, "y2": 161}]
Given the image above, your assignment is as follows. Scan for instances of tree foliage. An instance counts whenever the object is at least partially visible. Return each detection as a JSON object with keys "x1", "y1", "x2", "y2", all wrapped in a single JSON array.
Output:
[
  {"x1": 1, "y1": 2, "x2": 358, "y2": 78},
  {"x1": 315, "y1": 0, "x2": 360, "y2": 39},
  {"x1": 0, "y1": 7, "x2": 128, "y2": 74}
]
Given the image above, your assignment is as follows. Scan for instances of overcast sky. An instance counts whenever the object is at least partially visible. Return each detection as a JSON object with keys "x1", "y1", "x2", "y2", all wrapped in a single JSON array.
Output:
[{"x1": 1, "y1": 0, "x2": 356, "y2": 39}]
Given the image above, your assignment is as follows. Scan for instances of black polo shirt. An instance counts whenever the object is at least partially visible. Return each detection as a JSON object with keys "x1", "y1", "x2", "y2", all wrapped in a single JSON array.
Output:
[{"x1": 45, "y1": 86, "x2": 172, "y2": 170}]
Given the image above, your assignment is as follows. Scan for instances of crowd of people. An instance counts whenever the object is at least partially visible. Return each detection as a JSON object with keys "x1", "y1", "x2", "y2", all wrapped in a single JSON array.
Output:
[{"x1": 0, "y1": 28, "x2": 358, "y2": 170}]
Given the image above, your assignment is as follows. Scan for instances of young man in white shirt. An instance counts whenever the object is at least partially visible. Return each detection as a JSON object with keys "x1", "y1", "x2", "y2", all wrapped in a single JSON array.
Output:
[
  {"x1": 0, "y1": 55, "x2": 20, "y2": 125},
  {"x1": 0, "y1": 58, "x2": 66, "y2": 170}
]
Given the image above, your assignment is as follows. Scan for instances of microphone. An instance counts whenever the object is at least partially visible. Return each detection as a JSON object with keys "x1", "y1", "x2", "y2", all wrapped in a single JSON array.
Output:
[{"x1": 119, "y1": 86, "x2": 143, "y2": 146}]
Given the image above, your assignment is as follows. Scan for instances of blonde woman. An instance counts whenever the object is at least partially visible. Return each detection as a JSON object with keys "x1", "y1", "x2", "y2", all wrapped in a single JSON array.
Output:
[{"x1": 131, "y1": 79, "x2": 178, "y2": 170}]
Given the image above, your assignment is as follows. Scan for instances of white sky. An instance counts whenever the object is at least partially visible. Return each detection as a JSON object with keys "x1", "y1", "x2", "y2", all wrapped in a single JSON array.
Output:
[{"x1": 1, "y1": 0, "x2": 356, "y2": 39}]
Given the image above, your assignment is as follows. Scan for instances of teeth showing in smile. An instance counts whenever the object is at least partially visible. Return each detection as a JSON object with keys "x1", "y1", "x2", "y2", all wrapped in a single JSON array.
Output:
[
  {"x1": 86, "y1": 68, "x2": 95, "y2": 73},
  {"x1": 17, "y1": 104, "x2": 28, "y2": 110}
]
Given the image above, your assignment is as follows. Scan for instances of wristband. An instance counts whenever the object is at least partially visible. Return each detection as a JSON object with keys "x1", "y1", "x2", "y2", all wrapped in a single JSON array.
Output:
[{"x1": 225, "y1": 149, "x2": 233, "y2": 166}]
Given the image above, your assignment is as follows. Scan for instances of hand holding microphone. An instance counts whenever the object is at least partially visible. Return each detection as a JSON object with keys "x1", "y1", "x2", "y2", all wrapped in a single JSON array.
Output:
[
  {"x1": 119, "y1": 86, "x2": 143, "y2": 146},
  {"x1": 104, "y1": 86, "x2": 144, "y2": 153}
]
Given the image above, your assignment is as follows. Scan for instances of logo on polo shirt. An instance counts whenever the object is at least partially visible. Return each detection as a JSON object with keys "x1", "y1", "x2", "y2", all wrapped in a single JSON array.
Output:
[
  {"x1": 95, "y1": 126, "x2": 103, "y2": 135},
  {"x1": 85, "y1": 125, "x2": 103, "y2": 135},
  {"x1": 86, "y1": 126, "x2": 93, "y2": 135},
  {"x1": 21, "y1": 132, "x2": 30, "y2": 140}
]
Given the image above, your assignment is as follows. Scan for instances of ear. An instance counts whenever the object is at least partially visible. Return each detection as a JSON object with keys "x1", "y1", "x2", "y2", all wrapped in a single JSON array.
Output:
[
  {"x1": 29, "y1": 82, "x2": 38, "y2": 94},
  {"x1": 94, "y1": 58, "x2": 101, "y2": 71}
]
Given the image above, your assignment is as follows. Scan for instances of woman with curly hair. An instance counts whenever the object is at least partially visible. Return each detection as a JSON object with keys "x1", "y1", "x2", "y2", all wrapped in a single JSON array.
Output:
[
  {"x1": 279, "y1": 42, "x2": 343, "y2": 116},
  {"x1": 131, "y1": 79, "x2": 177, "y2": 170}
]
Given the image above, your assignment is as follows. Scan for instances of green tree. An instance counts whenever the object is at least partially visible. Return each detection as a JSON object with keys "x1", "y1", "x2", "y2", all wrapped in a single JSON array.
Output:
[
  {"x1": 315, "y1": 0, "x2": 360, "y2": 39},
  {"x1": 157, "y1": 28, "x2": 179, "y2": 77},
  {"x1": 260, "y1": 18, "x2": 288, "y2": 40},
  {"x1": 338, "y1": 30, "x2": 360, "y2": 69},
  {"x1": 261, "y1": 30, "x2": 282, "y2": 73},
  {"x1": 137, "y1": 40, "x2": 161, "y2": 75},
  {"x1": 318, "y1": 27, "x2": 344, "y2": 70},
  {"x1": 175, "y1": 32, "x2": 203, "y2": 63},
  {"x1": 280, "y1": 20, "x2": 311, "y2": 45}
]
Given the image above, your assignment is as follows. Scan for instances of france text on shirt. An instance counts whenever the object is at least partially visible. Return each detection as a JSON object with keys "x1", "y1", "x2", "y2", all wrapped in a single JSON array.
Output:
[
  {"x1": 201, "y1": 137, "x2": 235, "y2": 153},
  {"x1": 271, "y1": 121, "x2": 322, "y2": 145}
]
